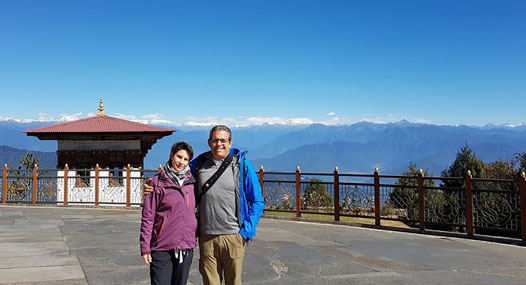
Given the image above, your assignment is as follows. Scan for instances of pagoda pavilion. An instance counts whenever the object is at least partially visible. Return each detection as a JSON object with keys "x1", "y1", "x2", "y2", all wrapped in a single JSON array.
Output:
[{"x1": 24, "y1": 99, "x2": 174, "y2": 169}]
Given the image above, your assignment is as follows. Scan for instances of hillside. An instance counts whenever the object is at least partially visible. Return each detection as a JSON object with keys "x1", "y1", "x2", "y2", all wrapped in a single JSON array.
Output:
[{"x1": 0, "y1": 145, "x2": 56, "y2": 168}]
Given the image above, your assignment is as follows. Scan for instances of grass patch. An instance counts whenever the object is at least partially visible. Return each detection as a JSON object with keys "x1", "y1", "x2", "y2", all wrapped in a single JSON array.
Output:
[{"x1": 263, "y1": 209, "x2": 410, "y2": 228}]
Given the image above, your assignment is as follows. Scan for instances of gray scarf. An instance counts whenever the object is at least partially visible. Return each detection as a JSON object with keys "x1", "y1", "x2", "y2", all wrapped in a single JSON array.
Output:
[{"x1": 164, "y1": 161, "x2": 190, "y2": 186}]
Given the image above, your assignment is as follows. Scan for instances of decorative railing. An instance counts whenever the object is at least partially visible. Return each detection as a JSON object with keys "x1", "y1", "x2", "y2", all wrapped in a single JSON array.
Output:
[
  {"x1": 1, "y1": 164, "x2": 159, "y2": 206},
  {"x1": 257, "y1": 167, "x2": 526, "y2": 242},
  {"x1": 2, "y1": 164, "x2": 525, "y2": 241}
]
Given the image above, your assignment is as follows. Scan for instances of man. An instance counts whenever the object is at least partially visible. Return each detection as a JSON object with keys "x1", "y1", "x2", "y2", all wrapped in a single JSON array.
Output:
[{"x1": 144, "y1": 125, "x2": 264, "y2": 285}]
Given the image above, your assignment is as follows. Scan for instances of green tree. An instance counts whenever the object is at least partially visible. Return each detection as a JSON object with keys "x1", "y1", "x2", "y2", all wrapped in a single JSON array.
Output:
[
  {"x1": 474, "y1": 160, "x2": 517, "y2": 229},
  {"x1": 515, "y1": 152, "x2": 526, "y2": 172},
  {"x1": 7, "y1": 153, "x2": 42, "y2": 200},
  {"x1": 486, "y1": 160, "x2": 516, "y2": 180},
  {"x1": 303, "y1": 178, "x2": 332, "y2": 209},
  {"x1": 482, "y1": 160, "x2": 517, "y2": 190},
  {"x1": 387, "y1": 162, "x2": 435, "y2": 219},
  {"x1": 19, "y1": 152, "x2": 41, "y2": 170},
  {"x1": 441, "y1": 144, "x2": 486, "y2": 187}
]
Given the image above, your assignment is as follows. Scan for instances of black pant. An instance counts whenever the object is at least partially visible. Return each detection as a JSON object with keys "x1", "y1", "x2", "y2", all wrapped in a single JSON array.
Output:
[{"x1": 150, "y1": 249, "x2": 193, "y2": 285}]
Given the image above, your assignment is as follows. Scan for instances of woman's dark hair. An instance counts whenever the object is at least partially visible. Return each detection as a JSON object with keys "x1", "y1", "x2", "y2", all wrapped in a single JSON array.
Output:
[{"x1": 170, "y1": 141, "x2": 194, "y2": 161}]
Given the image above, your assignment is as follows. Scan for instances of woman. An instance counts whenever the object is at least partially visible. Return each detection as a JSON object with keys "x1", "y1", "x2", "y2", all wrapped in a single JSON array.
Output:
[{"x1": 140, "y1": 141, "x2": 197, "y2": 285}]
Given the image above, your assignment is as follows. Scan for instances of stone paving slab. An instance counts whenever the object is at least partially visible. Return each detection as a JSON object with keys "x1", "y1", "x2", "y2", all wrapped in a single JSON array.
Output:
[
  {"x1": 1, "y1": 205, "x2": 526, "y2": 284},
  {"x1": 0, "y1": 265, "x2": 85, "y2": 284},
  {"x1": 0, "y1": 225, "x2": 62, "y2": 237},
  {"x1": 0, "y1": 255, "x2": 80, "y2": 269},
  {"x1": 0, "y1": 236, "x2": 65, "y2": 244},
  {"x1": 12, "y1": 219, "x2": 64, "y2": 226},
  {"x1": 0, "y1": 206, "x2": 86, "y2": 284},
  {"x1": 0, "y1": 241, "x2": 70, "y2": 258}
]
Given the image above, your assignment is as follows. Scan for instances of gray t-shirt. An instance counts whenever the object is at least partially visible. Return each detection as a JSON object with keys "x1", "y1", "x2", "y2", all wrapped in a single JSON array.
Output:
[{"x1": 197, "y1": 154, "x2": 239, "y2": 235}]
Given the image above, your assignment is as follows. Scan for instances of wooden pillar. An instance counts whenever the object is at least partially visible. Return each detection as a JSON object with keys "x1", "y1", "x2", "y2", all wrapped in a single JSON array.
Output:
[
  {"x1": 465, "y1": 170, "x2": 473, "y2": 236},
  {"x1": 64, "y1": 164, "x2": 69, "y2": 206},
  {"x1": 418, "y1": 169, "x2": 425, "y2": 230},
  {"x1": 2, "y1": 164, "x2": 7, "y2": 204},
  {"x1": 520, "y1": 171, "x2": 526, "y2": 242},
  {"x1": 374, "y1": 168, "x2": 380, "y2": 226},
  {"x1": 259, "y1": 165, "x2": 265, "y2": 198},
  {"x1": 95, "y1": 164, "x2": 99, "y2": 206},
  {"x1": 126, "y1": 164, "x2": 131, "y2": 207},
  {"x1": 334, "y1": 167, "x2": 340, "y2": 221},
  {"x1": 296, "y1": 166, "x2": 301, "y2": 218},
  {"x1": 32, "y1": 164, "x2": 38, "y2": 205}
]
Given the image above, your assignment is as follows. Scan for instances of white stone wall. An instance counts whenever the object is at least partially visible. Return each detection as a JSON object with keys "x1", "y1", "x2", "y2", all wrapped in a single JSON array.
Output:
[{"x1": 56, "y1": 168, "x2": 143, "y2": 207}]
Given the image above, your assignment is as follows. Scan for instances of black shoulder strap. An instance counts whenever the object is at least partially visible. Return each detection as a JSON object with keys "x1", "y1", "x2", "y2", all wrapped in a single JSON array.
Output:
[
  {"x1": 194, "y1": 154, "x2": 206, "y2": 176},
  {"x1": 197, "y1": 154, "x2": 233, "y2": 204}
]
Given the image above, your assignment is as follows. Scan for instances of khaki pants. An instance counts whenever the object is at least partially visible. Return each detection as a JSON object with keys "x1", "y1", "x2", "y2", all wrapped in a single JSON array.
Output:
[{"x1": 199, "y1": 233, "x2": 245, "y2": 285}]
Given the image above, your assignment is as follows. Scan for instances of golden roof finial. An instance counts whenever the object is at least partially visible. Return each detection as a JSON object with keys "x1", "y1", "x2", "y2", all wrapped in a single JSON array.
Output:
[{"x1": 97, "y1": 97, "x2": 105, "y2": 116}]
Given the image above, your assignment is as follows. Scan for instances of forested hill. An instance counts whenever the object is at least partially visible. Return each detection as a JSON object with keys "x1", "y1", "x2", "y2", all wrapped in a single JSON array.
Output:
[{"x1": 0, "y1": 145, "x2": 56, "y2": 168}]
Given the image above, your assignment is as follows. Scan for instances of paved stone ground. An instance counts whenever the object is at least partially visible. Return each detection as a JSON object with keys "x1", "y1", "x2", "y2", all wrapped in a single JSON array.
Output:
[{"x1": 1, "y1": 205, "x2": 526, "y2": 285}]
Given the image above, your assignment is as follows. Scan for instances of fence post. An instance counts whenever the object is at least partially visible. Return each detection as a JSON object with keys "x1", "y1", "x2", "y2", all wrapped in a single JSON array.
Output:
[
  {"x1": 2, "y1": 164, "x2": 7, "y2": 204},
  {"x1": 418, "y1": 169, "x2": 425, "y2": 230},
  {"x1": 126, "y1": 164, "x2": 131, "y2": 207},
  {"x1": 64, "y1": 164, "x2": 69, "y2": 206},
  {"x1": 465, "y1": 170, "x2": 473, "y2": 236},
  {"x1": 520, "y1": 171, "x2": 526, "y2": 242},
  {"x1": 259, "y1": 165, "x2": 265, "y2": 198},
  {"x1": 334, "y1": 167, "x2": 340, "y2": 222},
  {"x1": 95, "y1": 164, "x2": 99, "y2": 206},
  {"x1": 296, "y1": 166, "x2": 301, "y2": 218},
  {"x1": 374, "y1": 168, "x2": 380, "y2": 226},
  {"x1": 32, "y1": 164, "x2": 38, "y2": 205}
]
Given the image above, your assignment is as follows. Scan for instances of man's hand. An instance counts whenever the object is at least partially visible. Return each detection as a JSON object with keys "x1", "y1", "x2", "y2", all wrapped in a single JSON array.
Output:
[
  {"x1": 141, "y1": 253, "x2": 152, "y2": 265},
  {"x1": 237, "y1": 232, "x2": 246, "y2": 246},
  {"x1": 143, "y1": 178, "x2": 154, "y2": 195}
]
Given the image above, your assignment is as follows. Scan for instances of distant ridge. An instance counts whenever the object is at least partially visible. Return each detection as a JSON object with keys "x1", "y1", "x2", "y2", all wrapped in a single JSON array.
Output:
[
  {"x1": 3, "y1": 117, "x2": 526, "y2": 130},
  {"x1": 251, "y1": 123, "x2": 526, "y2": 174},
  {"x1": 1, "y1": 120, "x2": 525, "y2": 173}
]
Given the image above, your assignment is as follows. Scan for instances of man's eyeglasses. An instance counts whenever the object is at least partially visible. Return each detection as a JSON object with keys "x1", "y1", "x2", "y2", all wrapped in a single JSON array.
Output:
[{"x1": 210, "y1": 138, "x2": 230, "y2": 144}]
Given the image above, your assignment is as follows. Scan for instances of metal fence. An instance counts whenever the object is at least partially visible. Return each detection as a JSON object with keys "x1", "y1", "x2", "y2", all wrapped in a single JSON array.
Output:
[
  {"x1": 472, "y1": 178, "x2": 522, "y2": 234},
  {"x1": 5, "y1": 168, "x2": 33, "y2": 203},
  {"x1": 258, "y1": 167, "x2": 526, "y2": 241},
  {"x1": 1, "y1": 164, "x2": 160, "y2": 207},
  {"x1": 2, "y1": 164, "x2": 526, "y2": 241}
]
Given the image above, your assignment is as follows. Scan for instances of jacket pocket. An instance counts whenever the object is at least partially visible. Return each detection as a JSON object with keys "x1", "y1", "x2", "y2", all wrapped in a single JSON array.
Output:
[{"x1": 229, "y1": 233, "x2": 245, "y2": 258}]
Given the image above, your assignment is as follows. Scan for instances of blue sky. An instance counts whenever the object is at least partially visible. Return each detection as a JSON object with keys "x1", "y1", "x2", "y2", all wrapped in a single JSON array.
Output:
[{"x1": 0, "y1": 0, "x2": 524, "y2": 126}]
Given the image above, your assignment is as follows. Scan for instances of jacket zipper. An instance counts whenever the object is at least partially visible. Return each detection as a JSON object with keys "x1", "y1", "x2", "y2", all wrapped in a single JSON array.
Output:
[
  {"x1": 235, "y1": 158, "x2": 241, "y2": 228},
  {"x1": 157, "y1": 218, "x2": 165, "y2": 239}
]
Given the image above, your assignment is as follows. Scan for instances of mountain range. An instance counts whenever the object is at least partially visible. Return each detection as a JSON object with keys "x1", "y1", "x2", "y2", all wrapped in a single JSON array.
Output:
[{"x1": 1, "y1": 120, "x2": 525, "y2": 175}]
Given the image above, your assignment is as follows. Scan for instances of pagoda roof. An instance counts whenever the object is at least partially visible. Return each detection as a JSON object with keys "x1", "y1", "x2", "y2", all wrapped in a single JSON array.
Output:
[{"x1": 24, "y1": 115, "x2": 175, "y2": 134}]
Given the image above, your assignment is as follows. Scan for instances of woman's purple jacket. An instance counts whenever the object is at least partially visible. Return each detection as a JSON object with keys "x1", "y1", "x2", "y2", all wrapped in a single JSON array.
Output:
[{"x1": 140, "y1": 170, "x2": 197, "y2": 255}]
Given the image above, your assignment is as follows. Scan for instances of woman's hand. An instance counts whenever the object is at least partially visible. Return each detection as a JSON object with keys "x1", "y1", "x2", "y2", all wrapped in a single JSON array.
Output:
[
  {"x1": 141, "y1": 253, "x2": 152, "y2": 265},
  {"x1": 143, "y1": 179, "x2": 154, "y2": 195}
]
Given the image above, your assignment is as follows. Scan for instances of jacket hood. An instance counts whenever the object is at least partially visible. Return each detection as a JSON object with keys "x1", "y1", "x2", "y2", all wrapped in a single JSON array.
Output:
[{"x1": 229, "y1": 148, "x2": 247, "y2": 159}]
